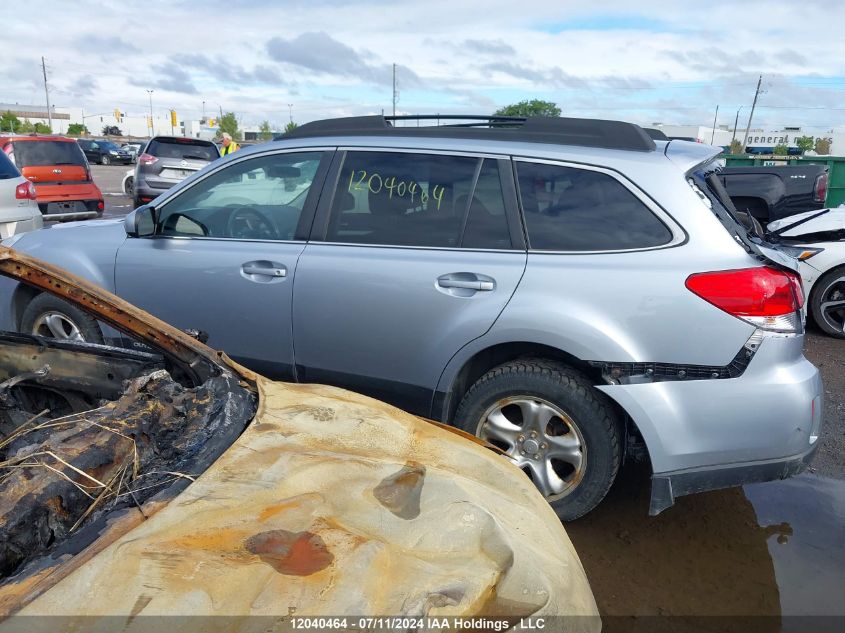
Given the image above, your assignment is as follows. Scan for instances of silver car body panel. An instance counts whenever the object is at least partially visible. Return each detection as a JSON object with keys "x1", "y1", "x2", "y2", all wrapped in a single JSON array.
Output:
[{"x1": 0, "y1": 132, "x2": 823, "y2": 500}]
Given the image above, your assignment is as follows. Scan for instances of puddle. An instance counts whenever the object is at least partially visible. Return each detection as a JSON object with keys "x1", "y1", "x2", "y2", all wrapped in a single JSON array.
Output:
[{"x1": 566, "y1": 466, "x2": 845, "y2": 632}]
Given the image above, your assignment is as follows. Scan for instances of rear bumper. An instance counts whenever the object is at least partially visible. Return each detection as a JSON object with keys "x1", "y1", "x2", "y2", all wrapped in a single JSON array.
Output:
[
  {"x1": 649, "y1": 441, "x2": 819, "y2": 515},
  {"x1": 597, "y1": 332, "x2": 823, "y2": 508}
]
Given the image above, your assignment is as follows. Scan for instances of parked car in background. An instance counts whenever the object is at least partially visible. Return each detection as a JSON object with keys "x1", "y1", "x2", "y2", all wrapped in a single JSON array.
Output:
[
  {"x1": 720, "y1": 164, "x2": 828, "y2": 223},
  {"x1": 133, "y1": 136, "x2": 219, "y2": 207},
  {"x1": 768, "y1": 207, "x2": 845, "y2": 338},
  {"x1": 76, "y1": 138, "x2": 133, "y2": 165},
  {"x1": 0, "y1": 150, "x2": 43, "y2": 237},
  {"x1": 0, "y1": 135, "x2": 103, "y2": 221},
  {"x1": 120, "y1": 142, "x2": 144, "y2": 163},
  {"x1": 0, "y1": 247, "x2": 598, "y2": 624},
  {"x1": 1, "y1": 115, "x2": 822, "y2": 520}
]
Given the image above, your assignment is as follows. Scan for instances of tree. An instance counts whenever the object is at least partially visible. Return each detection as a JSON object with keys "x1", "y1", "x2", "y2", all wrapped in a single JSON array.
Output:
[
  {"x1": 729, "y1": 139, "x2": 744, "y2": 155},
  {"x1": 33, "y1": 122, "x2": 51, "y2": 134},
  {"x1": 217, "y1": 112, "x2": 241, "y2": 140},
  {"x1": 259, "y1": 120, "x2": 273, "y2": 140},
  {"x1": 493, "y1": 99, "x2": 561, "y2": 118},
  {"x1": 814, "y1": 137, "x2": 832, "y2": 155},
  {"x1": 795, "y1": 135, "x2": 814, "y2": 154},
  {"x1": 102, "y1": 125, "x2": 122, "y2": 136},
  {"x1": 772, "y1": 143, "x2": 789, "y2": 156},
  {"x1": 0, "y1": 111, "x2": 21, "y2": 133},
  {"x1": 284, "y1": 121, "x2": 299, "y2": 133},
  {"x1": 20, "y1": 120, "x2": 51, "y2": 134},
  {"x1": 67, "y1": 123, "x2": 89, "y2": 136}
]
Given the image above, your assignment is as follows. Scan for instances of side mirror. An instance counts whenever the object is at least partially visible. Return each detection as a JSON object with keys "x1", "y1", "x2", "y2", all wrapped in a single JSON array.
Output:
[{"x1": 124, "y1": 205, "x2": 156, "y2": 237}]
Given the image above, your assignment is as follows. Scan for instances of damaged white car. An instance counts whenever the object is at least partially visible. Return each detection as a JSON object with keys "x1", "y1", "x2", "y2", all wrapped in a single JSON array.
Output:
[
  {"x1": 769, "y1": 206, "x2": 845, "y2": 338},
  {"x1": 0, "y1": 247, "x2": 598, "y2": 629}
]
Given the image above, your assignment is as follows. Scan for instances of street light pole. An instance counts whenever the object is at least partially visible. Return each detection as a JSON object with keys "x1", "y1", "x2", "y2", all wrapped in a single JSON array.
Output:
[
  {"x1": 287, "y1": 103, "x2": 293, "y2": 123},
  {"x1": 740, "y1": 75, "x2": 763, "y2": 151},
  {"x1": 146, "y1": 89, "x2": 155, "y2": 136}
]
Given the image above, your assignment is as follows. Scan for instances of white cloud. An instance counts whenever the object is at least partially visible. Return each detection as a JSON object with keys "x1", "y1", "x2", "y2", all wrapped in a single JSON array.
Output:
[{"x1": 1, "y1": 0, "x2": 844, "y2": 128}]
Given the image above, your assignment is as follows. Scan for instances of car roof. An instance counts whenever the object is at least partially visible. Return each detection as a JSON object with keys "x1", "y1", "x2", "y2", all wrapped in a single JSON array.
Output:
[
  {"x1": 2, "y1": 135, "x2": 77, "y2": 143},
  {"x1": 281, "y1": 115, "x2": 657, "y2": 153},
  {"x1": 150, "y1": 136, "x2": 215, "y2": 145}
]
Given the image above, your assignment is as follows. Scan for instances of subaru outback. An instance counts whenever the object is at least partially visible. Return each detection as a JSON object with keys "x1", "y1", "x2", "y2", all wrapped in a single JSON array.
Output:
[{"x1": 0, "y1": 115, "x2": 823, "y2": 520}]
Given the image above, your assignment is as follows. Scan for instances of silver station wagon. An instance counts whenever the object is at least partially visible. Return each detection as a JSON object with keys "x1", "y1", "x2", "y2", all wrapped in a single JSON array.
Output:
[{"x1": 1, "y1": 115, "x2": 823, "y2": 519}]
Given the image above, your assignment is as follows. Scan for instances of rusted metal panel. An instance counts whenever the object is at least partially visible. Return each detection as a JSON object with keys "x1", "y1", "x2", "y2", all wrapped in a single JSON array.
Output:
[{"x1": 6, "y1": 377, "x2": 599, "y2": 624}]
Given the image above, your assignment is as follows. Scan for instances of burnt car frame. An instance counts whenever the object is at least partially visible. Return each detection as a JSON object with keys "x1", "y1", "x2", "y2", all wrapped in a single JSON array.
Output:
[{"x1": 0, "y1": 246, "x2": 598, "y2": 627}]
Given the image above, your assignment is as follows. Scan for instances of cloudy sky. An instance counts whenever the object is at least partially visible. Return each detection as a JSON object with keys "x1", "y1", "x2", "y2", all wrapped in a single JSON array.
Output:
[{"x1": 4, "y1": 0, "x2": 845, "y2": 131}]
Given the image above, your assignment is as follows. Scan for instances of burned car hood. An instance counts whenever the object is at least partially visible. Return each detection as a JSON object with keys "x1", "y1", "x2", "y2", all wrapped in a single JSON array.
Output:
[{"x1": 0, "y1": 247, "x2": 599, "y2": 626}]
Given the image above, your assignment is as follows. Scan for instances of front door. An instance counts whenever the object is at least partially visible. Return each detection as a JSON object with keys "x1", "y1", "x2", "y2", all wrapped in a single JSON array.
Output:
[
  {"x1": 293, "y1": 149, "x2": 526, "y2": 415},
  {"x1": 115, "y1": 149, "x2": 331, "y2": 378}
]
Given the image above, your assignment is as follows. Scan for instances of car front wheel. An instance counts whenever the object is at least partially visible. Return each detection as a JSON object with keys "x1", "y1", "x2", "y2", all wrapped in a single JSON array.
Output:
[
  {"x1": 21, "y1": 294, "x2": 104, "y2": 344},
  {"x1": 810, "y1": 266, "x2": 845, "y2": 338},
  {"x1": 454, "y1": 359, "x2": 622, "y2": 521}
]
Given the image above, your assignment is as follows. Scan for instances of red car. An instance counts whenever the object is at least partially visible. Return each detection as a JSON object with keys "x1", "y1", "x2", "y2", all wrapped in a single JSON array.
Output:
[{"x1": 0, "y1": 135, "x2": 104, "y2": 221}]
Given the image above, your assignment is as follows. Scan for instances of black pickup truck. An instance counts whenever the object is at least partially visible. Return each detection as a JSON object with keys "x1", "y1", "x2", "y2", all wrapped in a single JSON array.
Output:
[{"x1": 719, "y1": 164, "x2": 829, "y2": 223}]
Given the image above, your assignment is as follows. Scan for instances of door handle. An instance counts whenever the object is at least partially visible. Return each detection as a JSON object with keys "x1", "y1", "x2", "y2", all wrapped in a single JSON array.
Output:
[
  {"x1": 437, "y1": 278, "x2": 494, "y2": 291},
  {"x1": 241, "y1": 263, "x2": 287, "y2": 277}
]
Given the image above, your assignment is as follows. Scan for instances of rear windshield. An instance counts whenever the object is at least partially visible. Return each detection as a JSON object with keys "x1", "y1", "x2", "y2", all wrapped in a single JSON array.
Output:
[
  {"x1": 147, "y1": 139, "x2": 218, "y2": 161},
  {"x1": 0, "y1": 151, "x2": 20, "y2": 180},
  {"x1": 11, "y1": 141, "x2": 86, "y2": 167}
]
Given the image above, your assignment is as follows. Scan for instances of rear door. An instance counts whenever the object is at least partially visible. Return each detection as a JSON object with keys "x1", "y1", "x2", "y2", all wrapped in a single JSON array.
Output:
[
  {"x1": 115, "y1": 148, "x2": 332, "y2": 378},
  {"x1": 292, "y1": 148, "x2": 527, "y2": 416},
  {"x1": 8, "y1": 140, "x2": 89, "y2": 185}
]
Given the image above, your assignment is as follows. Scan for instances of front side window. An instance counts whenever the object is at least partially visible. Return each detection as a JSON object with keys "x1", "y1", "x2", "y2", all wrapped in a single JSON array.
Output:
[
  {"x1": 327, "y1": 151, "x2": 511, "y2": 248},
  {"x1": 516, "y1": 161, "x2": 673, "y2": 251},
  {"x1": 156, "y1": 151, "x2": 323, "y2": 240}
]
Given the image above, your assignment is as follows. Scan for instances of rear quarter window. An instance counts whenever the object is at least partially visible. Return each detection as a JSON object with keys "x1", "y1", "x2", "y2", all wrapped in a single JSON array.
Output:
[
  {"x1": 0, "y1": 151, "x2": 20, "y2": 180},
  {"x1": 516, "y1": 161, "x2": 673, "y2": 251},
  {"x1": 147, "y1": 139, "x2": 218, "y2": 161},
  {"x1": 10, "y1": 141, "x2": 87, "y2": 167}
]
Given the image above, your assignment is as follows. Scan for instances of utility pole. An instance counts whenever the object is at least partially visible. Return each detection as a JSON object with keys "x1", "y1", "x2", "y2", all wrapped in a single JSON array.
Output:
[
  {"x1": 41, "y1": 57, "x2": 53, "y2": 132},
  {"x1": 392, "y1": 63, "x2": 397, "y2": 117},
  {"x1": 146, "y1": 89, "x2": 155, "y2": 135},
  {"x1": 202, "y1": 101, "x2": 206, "y2": 121},
  {"x1": 287, "y1": 103, "x2": 293, "y2": 123},
  {"x1": 740, "y1": 75, "x2": 763, "y2": 151},
  {"x1": 710, "y1": 105, "x2": 719, "y2": 144}
]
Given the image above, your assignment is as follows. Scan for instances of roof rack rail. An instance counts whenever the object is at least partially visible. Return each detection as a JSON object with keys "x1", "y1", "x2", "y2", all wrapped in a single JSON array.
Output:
[{"x1": 280, "y1": 115, "x2": 656, "y2": 152}]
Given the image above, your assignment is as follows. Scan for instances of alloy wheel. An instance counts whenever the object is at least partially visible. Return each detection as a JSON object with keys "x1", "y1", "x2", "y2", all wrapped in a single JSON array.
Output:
[
  {"x1": 819, "y1": 274, "x2": 845, "y2": 334},
  {"x1": 31, "y1": 311, "x2": 85, "y2": 342},
  {"x1": 476, "y1": 396, "x2": 586, "y2": 500}
]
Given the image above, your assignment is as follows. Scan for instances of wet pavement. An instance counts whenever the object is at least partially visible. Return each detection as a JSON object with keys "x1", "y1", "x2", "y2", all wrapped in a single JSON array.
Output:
[{"x1": 567, "y1": 465, "x2": 844, "y2": 632}]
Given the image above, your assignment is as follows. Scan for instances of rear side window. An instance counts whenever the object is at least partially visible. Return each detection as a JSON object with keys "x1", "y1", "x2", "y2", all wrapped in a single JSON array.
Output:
[
  {"x1": 147, "y1": 139, "x2": 218, "y2": 161},
  {"x1": 10, "y1": 141, "x2": 86, "y2": 167},
  {"x1": 327, "y1": 151, "x2": 511, "y2": 249},
  {"x1": 0, "y1": 151, "x2": 20, "y2": 180},
  {"x1": 516, "y1": 161, "x2": 672, "y2": 251}
]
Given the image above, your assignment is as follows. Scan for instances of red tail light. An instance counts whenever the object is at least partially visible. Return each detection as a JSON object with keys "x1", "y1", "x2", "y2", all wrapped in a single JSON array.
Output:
[
  {"x1": 15, "y1": 181, "x2": 36, "y2": 200},
  {"x1": 814, "y1": 172, "x2": 828, "y2": 203},
  {"x1": 686, "y1": 267, "x2": 804, "y2": 332},
  {"x1": 138, "y1": 153, "x2": 158, "y2": 166},
  {"x1": 97, "y1": 200, "x2": 104, "y2": 211}
]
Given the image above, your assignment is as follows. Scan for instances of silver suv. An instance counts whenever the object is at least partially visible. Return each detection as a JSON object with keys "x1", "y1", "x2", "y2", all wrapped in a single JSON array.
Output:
[
  {"x1": 133, "y1": 136, "x2": 220, "y2": 208},
  {"x1": 0, "y1": 115, "x2": 823, "y2": 520}
]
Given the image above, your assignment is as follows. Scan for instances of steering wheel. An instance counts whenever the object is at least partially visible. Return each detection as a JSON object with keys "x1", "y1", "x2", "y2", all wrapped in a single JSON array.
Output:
[{"x1": 225, "y1": 206, "x2": 277, "y2": 240}]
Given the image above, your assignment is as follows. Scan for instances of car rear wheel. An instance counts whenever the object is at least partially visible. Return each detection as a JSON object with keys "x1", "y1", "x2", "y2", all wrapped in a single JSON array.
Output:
[
  {"x1": 453, "y1": 359, "x2": 622, "y2": 521},
  {"x1": 810, "y1": 266, "x2": 845, "y2": 338},
  {"x1": 21, "y1": 294, "x2": 104, "y2": 344},
  {"x1": 124, "y1": 176, "x2": 134, "y2": 196}
]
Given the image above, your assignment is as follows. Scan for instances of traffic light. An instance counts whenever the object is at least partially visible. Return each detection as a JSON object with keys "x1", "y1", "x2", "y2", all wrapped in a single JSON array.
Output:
[
  {"x1": 113, "y1": 108, "x2": 123, "y2": 122},
  {"x1": 170, "y1": 110, "x2": 177, "y2": 127},
  {"x1": 147, "y1": 115, "x2": 153, "y2": 129},
  {"x1": 207, "y1": 118, "x2": 216, "y2": 127}
]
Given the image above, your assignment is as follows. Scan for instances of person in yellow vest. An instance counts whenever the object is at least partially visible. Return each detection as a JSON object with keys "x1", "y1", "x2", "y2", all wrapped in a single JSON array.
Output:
[{"x1": 219, "y1": 132, "x2": 239, "y2": 156}]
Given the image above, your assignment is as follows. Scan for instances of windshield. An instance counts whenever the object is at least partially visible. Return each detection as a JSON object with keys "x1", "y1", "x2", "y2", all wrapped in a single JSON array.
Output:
[
  {"x1": 11, "y1": 141, "x2": 86, "y2": 167},
  {"x1": 147, "y1": 139, "x2": 218, "y2": 161},
  {"x1": 99, "y1": 141, "x2": 121, "y2": 151}
]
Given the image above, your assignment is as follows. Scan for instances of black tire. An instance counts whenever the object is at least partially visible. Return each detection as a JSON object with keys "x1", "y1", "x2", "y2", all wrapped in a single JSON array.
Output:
[
  {"x1": 454, "y1": 359, "x2": 622, "y2": 521},
  {"x1": 810, "y1": 266, "x2": 845, "y2": 338},
  {"x1": 101, "y1": 154, "x2": 110, "y2": 166},
  {"x1": 21, "y1": 294, "x2": 104, "y2": 344}
]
